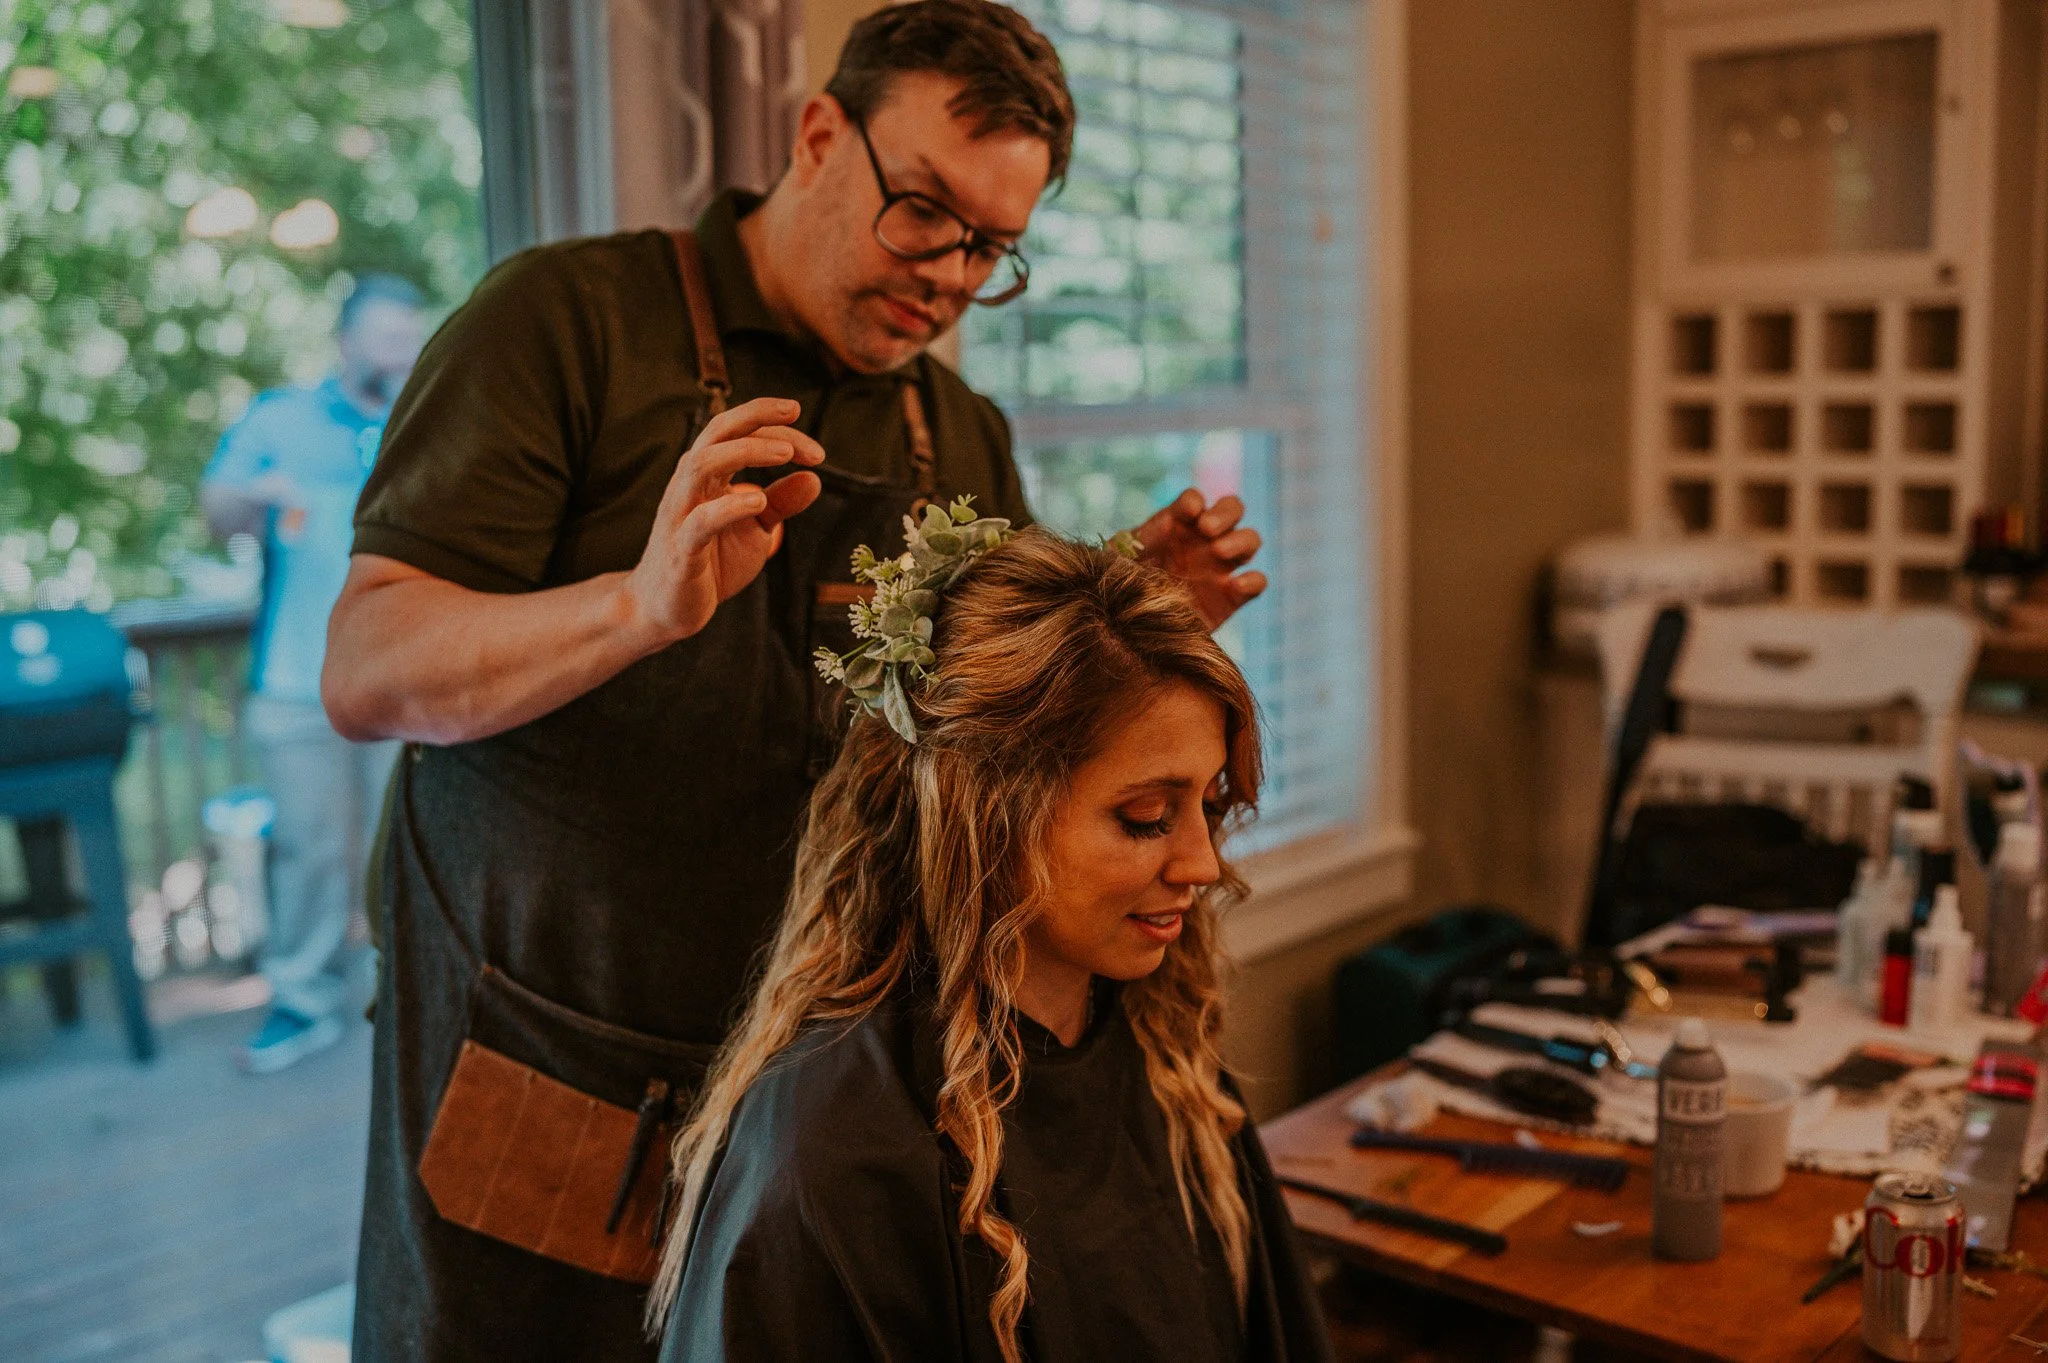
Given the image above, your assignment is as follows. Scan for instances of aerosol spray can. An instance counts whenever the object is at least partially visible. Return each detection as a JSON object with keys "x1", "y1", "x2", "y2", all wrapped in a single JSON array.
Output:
[
  {"x1": 1653, "y1": 1017, "x2": 1726, "y2": 1261},
  {"x1": 1984, "y1": 822, "x2": 2045, "y2": 1016},
  {"x1": 1862, "y1": 1172, "x2": 1963, "y2": 1362}
]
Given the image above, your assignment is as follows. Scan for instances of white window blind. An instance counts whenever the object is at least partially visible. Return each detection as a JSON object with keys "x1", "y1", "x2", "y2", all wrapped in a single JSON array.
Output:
[{"x1": 965, "y1": 0, "x2": 1371, "y2": 851}]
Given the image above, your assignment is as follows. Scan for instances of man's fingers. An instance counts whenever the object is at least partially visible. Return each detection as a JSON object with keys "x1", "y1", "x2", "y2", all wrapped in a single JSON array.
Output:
[
  {"x1": 680, "y1": 485, "x2": 770, "y2": 546},
  {"x1": 1129, "y1": 506, "x2": 1176, "y2": 549},
  {"x1": 691, "y1": 396, "x2": 803, "y2": 451},
  {"x1": 1130, "y1": 488, "x2": 1206, "y2": 551},
  {"x1": 685, "y1": 435, "x2": 821, "y2": 499},
  {"x1": 1208, "y1": 526, "x2": 1261, "y2": 569},
  {"x1": 757, "y1": 470, "x2": 822, "y2": 530},
  {"x1": 1197, "y1": 495, "x2": 1245, "y2": 538},
  {"x1": 743, "y1": 424, "x2": 826, "y2": 467},
  {"x1": 1229, "y1": 570, "x2": 1267, "y2": 603}
]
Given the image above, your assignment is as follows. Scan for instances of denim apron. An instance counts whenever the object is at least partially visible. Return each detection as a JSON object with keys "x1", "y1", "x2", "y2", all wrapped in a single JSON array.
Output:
[{"x1": 353, "y1": 232, "x2": 933, "y2": 1361}]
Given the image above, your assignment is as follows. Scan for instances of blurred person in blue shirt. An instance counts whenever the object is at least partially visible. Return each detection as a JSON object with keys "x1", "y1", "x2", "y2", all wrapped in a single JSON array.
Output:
[{"x1": 202, "y1": 274, "x2": 427, "y2": 1073}]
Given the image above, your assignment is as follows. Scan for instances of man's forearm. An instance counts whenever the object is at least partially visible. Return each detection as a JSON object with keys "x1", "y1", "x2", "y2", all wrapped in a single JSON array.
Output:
[{"x1": 322, "y1": 556, "x2": 665, "y2": 745}]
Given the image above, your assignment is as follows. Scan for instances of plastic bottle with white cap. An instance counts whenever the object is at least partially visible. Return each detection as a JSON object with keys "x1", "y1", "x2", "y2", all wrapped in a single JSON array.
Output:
[
  {"x1": 1890, "y1": 777, "x2": 1941, "y2": 892},
  {"x1": 1908, "y1": 885, "x2": 1974, "y2": 1034},
  {"x1": 1834, "y1": 858, "x2": 1885, "y2": 1008}
]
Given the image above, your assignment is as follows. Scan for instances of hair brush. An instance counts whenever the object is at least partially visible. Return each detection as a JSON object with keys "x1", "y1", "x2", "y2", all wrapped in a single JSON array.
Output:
[{"x1": 1349, "y1": 1127, "x2": 1630, "y2": 1191}]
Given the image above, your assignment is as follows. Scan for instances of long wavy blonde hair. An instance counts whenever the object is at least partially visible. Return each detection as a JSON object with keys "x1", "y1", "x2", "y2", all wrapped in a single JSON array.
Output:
[{"x1": 648, "y1": 531, "x2": 1263, "y2": 1360}]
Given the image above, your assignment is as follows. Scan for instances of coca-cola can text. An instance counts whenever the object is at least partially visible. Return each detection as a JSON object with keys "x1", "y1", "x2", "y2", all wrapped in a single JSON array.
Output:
[{"x1": 1861, "y1": 1172, "x2": 1963, "y2": 1363}]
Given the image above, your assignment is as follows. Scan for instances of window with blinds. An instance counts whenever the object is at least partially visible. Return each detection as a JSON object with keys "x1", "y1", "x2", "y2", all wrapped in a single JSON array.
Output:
[{"x1": 964, "y1": 0, "x2": 1371, "y2": 851}]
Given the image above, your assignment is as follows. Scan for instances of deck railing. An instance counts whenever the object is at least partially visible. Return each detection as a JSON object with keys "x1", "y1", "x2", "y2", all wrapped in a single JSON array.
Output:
[{"x1": 106, "y1": 596, "x2": 258, "y2": 977}]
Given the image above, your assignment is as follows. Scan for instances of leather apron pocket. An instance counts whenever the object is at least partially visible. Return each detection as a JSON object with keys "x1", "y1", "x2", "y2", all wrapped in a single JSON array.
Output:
[{"x1": 418, "y1": 963, "x2": 715, "y2": 1284}]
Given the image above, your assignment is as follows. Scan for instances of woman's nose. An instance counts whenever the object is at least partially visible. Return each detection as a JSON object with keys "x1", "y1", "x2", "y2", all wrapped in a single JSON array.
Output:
[{"x1": 1166, "y1": 822, "x2": 1222, "y2": 889}]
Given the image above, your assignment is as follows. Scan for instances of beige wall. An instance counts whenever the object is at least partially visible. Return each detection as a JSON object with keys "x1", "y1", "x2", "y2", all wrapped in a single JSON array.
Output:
[
  {"x1": 1221, "y1": 899, "x2": 1442, "y2": 1119},
  {"x1": 794, "y1": 0, "x2": 1640, "y2": 1114},
  {"x1": 1406, "y1": 0, "x2": 1636, "y2": 943},
  {"x1": 803, "y1": 0, "x2": 882, "y2": 94}
]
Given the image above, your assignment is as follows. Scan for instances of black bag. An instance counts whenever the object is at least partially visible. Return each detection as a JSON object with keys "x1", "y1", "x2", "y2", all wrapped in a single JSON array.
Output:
[{"x1": 1602, "y1": 800, "x2": 1863, "y2": 946}]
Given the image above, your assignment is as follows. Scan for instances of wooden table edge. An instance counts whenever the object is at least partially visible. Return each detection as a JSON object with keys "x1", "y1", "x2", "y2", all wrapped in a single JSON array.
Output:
[{"x1": 1295, "y1": 1221, "x2": 1862, "y2": 1363}]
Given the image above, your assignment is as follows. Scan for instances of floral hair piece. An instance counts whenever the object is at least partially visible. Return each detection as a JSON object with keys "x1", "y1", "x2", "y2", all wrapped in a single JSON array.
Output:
[{"x1": 814, "y1": 497, "x2": 1141, "y2": 743}]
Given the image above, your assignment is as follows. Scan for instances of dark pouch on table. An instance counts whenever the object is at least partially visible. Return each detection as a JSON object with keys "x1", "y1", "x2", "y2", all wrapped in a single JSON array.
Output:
[
  {"x1": 1606, "y1": 800, "x2": 1863, "y2": 942},
  {"x1": 418, "y1": 964, "x2": 715, "y2": 1284}
]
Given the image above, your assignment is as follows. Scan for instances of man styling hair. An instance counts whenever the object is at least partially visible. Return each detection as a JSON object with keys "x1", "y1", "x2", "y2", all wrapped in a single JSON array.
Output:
[{"x1": 326, "y1": 3, "x2": 1265, "y2": 1357}]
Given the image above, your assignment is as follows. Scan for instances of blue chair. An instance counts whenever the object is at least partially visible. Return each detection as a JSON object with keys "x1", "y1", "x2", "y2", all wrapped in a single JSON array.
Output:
[{"x1": 0, "y1": 611, "x2": 153, "y2": 1062}]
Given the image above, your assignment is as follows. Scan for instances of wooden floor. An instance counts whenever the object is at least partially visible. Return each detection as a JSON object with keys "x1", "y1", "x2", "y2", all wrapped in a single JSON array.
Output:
[{"x1": 0, "y1": 964, "x2": 369, "y2": 1363}]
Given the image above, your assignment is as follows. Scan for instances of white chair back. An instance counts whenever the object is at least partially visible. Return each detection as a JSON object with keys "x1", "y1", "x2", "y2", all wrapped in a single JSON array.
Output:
[{"x1": 1592, "y1": 603, "x2": 1979, "y2": 853}]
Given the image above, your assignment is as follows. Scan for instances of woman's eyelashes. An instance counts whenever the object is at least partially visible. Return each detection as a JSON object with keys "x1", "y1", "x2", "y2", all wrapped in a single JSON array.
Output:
[
  {"x1": 1117, "y1": 786, "x2": 1232, "y2": 840},
  {"x1": 1117, "y1": 811, "x2": 1172, "y2": 840}
]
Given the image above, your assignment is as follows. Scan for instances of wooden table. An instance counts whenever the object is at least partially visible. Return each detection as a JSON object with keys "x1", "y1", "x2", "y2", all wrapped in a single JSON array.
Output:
[{"x1": 1262, "y1": 1075, "x2": 2048, "y2": 1362}]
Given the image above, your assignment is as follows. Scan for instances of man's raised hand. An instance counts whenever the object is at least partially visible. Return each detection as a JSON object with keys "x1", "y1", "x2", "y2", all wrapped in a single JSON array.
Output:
[
  {"x1": 1129, "y1": 488, "x2": 1266, "y2": 630},
  {"x1": 622, "y1": 397, "x2": 824, "y2": 648}
]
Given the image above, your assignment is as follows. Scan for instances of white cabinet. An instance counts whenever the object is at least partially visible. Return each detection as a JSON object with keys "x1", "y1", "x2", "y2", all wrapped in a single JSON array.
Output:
[{"x1": 1631, "y1": 0, "x2": 2048, "y2": 606}]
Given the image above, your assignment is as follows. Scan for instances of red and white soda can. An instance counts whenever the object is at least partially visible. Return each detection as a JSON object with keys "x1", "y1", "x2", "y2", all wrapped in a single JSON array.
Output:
[{"x1": 1862, "y1": 1172, "x2": 1964, "y2": 1362}]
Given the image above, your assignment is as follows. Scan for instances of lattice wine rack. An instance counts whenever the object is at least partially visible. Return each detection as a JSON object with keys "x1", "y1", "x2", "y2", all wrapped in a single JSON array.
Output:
[
  {"x1": 1631, "y1": 0, "x2": 2048, "y2": 608},
  {"x1": 1651, "y1": 298, "x2": 1967, "y2": 604}
]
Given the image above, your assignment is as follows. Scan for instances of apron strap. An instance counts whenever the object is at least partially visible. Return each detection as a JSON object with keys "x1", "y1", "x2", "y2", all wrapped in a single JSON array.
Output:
[
  {"x1": 667, "y1": 229, "x2": 731, "y2": 416},
  {"x1": 899, "y1": 369, "x2": 936, "y2": 495},
  {"x1": 669, "y1": 226, "x2": 938, "y2": 493}
]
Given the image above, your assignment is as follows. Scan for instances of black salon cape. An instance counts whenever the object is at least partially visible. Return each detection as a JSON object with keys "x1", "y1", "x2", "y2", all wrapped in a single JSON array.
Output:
[{"x1": 658, "y1": 990, "x2": 1334, "y2": 1363}]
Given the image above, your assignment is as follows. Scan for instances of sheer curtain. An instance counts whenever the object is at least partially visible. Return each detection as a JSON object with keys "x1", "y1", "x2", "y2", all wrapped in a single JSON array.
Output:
[
  {"x1": 610, "y1": 0, "x2": 807, "y2": 231},
  {"x1": 475, "y1": 0, "x2": 807, "y2": 255}
]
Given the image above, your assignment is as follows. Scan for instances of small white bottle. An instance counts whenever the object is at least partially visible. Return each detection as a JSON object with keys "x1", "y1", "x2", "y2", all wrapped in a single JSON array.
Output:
[
  {"x1": 1835, "y1": 858, "x2": 1881, "y2": 1002},
  {"x1": 1848, "y1": 856, "x2": 1913, "y2": 1010},
  {"x1": 1890, "y1": 790, "x2": 1942, "y2": 881},
  {"x1": 1908, "y1": 885, "x2": 1974, "y2": 1034}
]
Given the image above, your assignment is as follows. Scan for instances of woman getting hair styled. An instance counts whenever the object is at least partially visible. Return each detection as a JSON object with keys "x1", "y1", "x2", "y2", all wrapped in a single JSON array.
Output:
[{"x1": 650, "y1": 524, "x2": 1333, "y2": 1363}]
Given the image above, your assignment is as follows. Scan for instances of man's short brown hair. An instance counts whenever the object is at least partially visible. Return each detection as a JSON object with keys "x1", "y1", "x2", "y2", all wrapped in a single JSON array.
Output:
[{"x1": 826, "y1": 0, "x2": 1076, "y2": 185}]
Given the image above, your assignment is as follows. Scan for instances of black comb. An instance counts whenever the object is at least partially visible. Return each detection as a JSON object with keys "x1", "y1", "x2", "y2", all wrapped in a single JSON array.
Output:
[{"x1": 1350, "y1": 1127, "x2": 1631, "y2": 1191}]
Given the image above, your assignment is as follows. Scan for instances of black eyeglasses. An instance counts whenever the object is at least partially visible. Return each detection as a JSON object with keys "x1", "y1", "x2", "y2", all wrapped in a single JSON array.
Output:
[{"x1": 852, "y1": 117, "x2": 1030, "y2": 306}]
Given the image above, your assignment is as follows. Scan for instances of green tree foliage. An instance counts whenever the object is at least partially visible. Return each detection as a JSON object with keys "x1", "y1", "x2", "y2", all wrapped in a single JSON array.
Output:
[{"x1": 0, "y1": 0, "x2": 483, "y2": 608}]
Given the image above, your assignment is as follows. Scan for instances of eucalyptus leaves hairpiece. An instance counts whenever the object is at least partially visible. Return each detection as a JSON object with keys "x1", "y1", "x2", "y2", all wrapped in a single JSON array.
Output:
[{"x1": 813, "y1": 497, "x2": 1143, "y2": 743}]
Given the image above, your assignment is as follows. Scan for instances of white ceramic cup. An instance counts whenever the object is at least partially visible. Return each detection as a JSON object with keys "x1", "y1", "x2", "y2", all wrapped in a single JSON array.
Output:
[{"x1": 1722, "y1": 1070, "x2": 1798, "y2": 1198}]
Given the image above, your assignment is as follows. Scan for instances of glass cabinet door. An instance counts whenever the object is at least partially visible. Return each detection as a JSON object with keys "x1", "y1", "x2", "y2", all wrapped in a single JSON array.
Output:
[{"x1": 1690, "y1": 31, "x2": 1939, "y2": 262}]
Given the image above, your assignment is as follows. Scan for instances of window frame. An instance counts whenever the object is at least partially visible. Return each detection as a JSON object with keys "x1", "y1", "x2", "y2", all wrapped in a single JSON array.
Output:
[
  {"x1": 972, "y1": 0, "x2": 1413, "y2": 961},
  {"x1": 1220, "y1": 0, "x2": 1412, "y2": 962}
]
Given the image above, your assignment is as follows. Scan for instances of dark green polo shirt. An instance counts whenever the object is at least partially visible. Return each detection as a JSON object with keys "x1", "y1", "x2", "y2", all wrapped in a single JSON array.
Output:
[{"x1": 354, "y1": 190, "x2": 1030, "y2": 590}]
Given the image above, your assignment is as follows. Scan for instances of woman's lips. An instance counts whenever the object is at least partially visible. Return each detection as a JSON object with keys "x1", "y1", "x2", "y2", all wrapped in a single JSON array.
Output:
[{"x1": 1128, "y1": 910, "x2": 1185, "y2": 946}]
